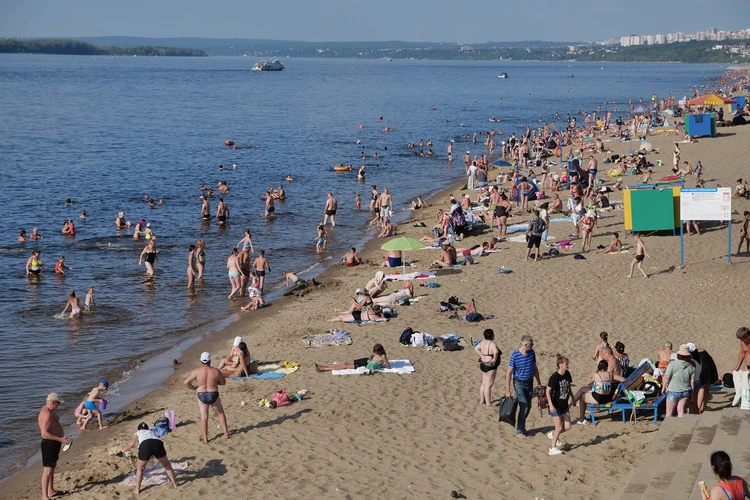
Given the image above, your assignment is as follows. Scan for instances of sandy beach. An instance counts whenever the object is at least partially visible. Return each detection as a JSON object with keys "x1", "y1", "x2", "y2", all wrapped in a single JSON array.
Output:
[{"x1": 5, "y1": 118, "x2": 750, "y2": 500}]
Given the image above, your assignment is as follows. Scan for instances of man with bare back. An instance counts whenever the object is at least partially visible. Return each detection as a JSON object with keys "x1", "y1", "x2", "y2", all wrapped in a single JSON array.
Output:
[
  {"x1": 184, "y1": 353, "x2": 229, "y2": 443},
  {"x1": 657, "y1": 342, "x2": 673, "y2": 371},
  {"x1": 731, "y1": 327, "x2": 750, "y2": 372}
]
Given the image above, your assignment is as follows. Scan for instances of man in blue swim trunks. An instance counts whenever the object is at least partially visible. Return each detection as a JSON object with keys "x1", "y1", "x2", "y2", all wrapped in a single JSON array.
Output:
[
  {"x1": 184, "y1": 352, "x2": 229, "y2": 443},
  {"x1": 80, "y1": 380, "x2": 108, "y2": 431}
]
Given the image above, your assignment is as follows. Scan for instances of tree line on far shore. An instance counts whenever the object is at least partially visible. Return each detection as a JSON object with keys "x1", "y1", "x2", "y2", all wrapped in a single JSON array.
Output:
[{"x1": 0, "y1": 39, "x2": 208, "y2": 57}]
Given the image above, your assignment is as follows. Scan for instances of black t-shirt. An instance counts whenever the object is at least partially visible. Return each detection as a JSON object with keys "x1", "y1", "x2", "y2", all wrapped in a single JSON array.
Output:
[{"x1": 547, "y1": 370, "x2": 573, "y2": 411}]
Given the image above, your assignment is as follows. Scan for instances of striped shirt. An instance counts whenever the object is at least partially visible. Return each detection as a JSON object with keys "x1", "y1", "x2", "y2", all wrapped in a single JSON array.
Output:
[{"x1": 509, "y1": 349, "x2": 536, "y2": 381}]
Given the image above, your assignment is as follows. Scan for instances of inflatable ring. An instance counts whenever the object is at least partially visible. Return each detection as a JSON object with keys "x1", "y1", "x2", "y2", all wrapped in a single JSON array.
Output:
[{"x1": 333, "y1": 165, "x2": 352, "y2": 172}]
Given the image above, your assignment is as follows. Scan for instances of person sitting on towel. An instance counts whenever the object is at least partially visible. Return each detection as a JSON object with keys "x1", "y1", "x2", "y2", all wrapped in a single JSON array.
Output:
[{"x1": 314, "y1": 344, "x2": 391, "y2": 372}]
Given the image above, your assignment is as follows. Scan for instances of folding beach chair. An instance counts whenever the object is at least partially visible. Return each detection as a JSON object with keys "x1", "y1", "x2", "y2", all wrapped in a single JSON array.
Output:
[{"x1": 586, "y1": 362, "x2": 660, "y2": 425}]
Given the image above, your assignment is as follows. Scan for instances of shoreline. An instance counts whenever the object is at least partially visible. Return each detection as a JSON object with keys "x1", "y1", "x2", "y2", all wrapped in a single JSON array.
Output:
[{"x1": 0, "y1": 170, "x2": 469, "y2": 493}]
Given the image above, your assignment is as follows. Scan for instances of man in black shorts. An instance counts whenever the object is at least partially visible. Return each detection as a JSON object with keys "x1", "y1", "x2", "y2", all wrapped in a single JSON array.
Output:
[
  {"x1": 524, "y1": 210, "x2": 546, "y2": 262},
  {"x1": 38, "y1": 393, "x2": 70, "y2": 500}
]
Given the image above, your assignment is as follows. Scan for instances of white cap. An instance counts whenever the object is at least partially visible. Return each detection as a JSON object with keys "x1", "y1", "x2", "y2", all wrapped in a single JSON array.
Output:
[
  {"x1": 200, "y1": 352, "x2": 211, "y2": 363},
  {"x1": 233, "y1": 336, "x2": 242, "y2": 347},
  {"x1": 686, "y1": 342, "x2": 696, "y2": 352},
  {"x1": 669, "y1": 353, "x2": 677, "y2": 361},
  {"x1": 355, "y1": 288, "x2": 363, "y2": 294}
]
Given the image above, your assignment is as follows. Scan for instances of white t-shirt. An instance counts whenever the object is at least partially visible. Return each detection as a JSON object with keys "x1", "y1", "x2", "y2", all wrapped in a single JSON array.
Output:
[
  {"x1": 467, "y1": 165, "x2": 477, "y2": 178},
  {"x1": 136, "y1": 429, "x2": 160, "y2": 445}
]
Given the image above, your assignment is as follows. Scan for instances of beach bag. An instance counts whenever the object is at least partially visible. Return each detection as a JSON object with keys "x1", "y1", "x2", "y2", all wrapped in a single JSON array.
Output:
[
  {"x1": 498, "y1": 396, "x2": 518, "y2": 427},
  {"x1": 442, "y1": 338, "x2": 461, "y2": 351},
  {"x1": 399, "y1": 327, "x2": 414, "y2": 346},
  {"x1": 411, "y1": 332, "x2": 427, "y2": 347},
  {"x1": 272, "y1": 390, "x2": 291, "y2": 407},
  {"x1": 153, "y1": 417, "x2": 170, "y2": 437},
  {"x1": 536, "y1": 386, "x2": 549, "y2": 415},
  {"x1": 465, "y1": 312, "x2": 483, "y2": 322}
]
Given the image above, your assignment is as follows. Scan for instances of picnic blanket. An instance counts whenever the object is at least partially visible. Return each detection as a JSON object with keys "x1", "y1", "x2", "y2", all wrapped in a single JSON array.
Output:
[
  {"x1": 231, "y1": 363, "x2": 299, "y2": 381},
  {"x1": 301, "y1": 329, "x2": 352, "y2": 348},
  {"x1": 506, "y1": 224, "x2": 528, "y2": 233},
  {"x1": 385, "y1": 271, "x2": 436, "y2": 281},
  {"x1": 550, "y1": 216, "x2": 572, "y2": 222},
  {"x1": 331, "y1": 359, "x2": 415, "y2": 375},
  {"x1": 119, "y1": 461, "x2": 189, "y2": 487}
]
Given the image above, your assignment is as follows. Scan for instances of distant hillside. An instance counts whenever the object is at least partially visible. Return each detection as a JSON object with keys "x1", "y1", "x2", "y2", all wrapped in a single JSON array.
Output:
[{"x1": 0, "y1": 39, "x2": 207, "y2": 57}]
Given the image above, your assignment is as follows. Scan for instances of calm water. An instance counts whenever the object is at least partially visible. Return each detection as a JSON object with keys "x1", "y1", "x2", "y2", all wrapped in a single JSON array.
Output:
[{"x1": 0, "y1": 55, "x2": 720, "y2": 476}]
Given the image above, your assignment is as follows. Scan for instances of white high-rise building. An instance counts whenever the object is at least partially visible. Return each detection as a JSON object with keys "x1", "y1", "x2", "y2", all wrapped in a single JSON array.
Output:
[
  {"x1": 631, "y1": 35, "x2": 642, "y2": 45},
  {"x1": 620, "y1": 36, "x2": 631, "y2": 47},
  {"x1": 655, "y1": 34, "x2": 666, "y2": 44},
  {"x1": 696, "y1": 32, "x2": 705, "y2": 41},
  {"x1": 645, "y1": 35, "x2": 656, "y2": 45}
]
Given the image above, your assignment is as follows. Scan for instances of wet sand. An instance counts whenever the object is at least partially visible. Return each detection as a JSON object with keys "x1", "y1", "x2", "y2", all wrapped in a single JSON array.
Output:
[{"x1": 4, "y1": 122, "x2": 750, "y2": 500}]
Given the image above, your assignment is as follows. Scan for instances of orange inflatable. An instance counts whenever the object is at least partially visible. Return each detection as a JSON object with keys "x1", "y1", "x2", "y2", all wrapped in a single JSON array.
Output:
[{"x1": 224, "y1": 140, "x2": 235, "y2": 146}]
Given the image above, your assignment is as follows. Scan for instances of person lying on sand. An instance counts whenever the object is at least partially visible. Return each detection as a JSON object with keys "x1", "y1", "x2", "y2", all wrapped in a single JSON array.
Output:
[
  {"x1": 315, "y1": 344, "x2": 391, "y2": 372},
  {"x1": 328, "y1": 304, "x2": 385, "y2": 323},
  {"x1": 373, "y1": 281, "x2": 413, "y2": 305}
]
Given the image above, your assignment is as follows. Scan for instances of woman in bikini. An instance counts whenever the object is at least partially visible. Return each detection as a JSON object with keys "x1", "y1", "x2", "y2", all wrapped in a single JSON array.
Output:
[
  {"x1": 581, "y1": 213, "x2": 594, "y2": 252},
  {"x1": 703, "y1": 451, "x2": 750, "y2": 500},
  {"x1": 517, "y1": 177, "x2": 532, "y2": 212},
  {"x1": 226, "y1": 248, "x2": 242, "y2": 299},
  {"x1": 327, "y1": 304, "x2": 385, "y2": 323},
  {"x1": 315, "y1": 344, "x2": 391, "y2": 372},
  {"x1": 475, "y1": 329, "x2": 502, "y2": 407},
  {"x1": 571, "y1": 360, "x2": 624, "y2": 424},
  {"x1": 61, "y1": 290, "x2": 82, "y2": 319},
  {"x1": 25, "y1": 249, "x2": 43, "y2": 275},
  {"x1": 195, "y1": 240, "x2": 206, "y2": 279}
]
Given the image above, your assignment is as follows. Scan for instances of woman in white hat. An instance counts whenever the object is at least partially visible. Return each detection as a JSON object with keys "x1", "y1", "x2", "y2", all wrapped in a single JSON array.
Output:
[
  {"x1": 661, "y1": 344, "x2": 696, "y2": 418},
  {"x1": 218, "y1": 337, "x2": 256, "y2": 377}
]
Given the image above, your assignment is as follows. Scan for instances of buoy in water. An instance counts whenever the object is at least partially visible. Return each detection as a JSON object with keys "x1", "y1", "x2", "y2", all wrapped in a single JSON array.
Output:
[{"x1": 224, "y1": 140, "x2": 235, "y2": 146}]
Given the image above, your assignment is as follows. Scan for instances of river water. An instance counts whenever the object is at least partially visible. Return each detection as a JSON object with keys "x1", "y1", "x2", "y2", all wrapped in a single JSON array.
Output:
[{"x1": 0, "y1": 54, "x2": 720, "y2": 476}]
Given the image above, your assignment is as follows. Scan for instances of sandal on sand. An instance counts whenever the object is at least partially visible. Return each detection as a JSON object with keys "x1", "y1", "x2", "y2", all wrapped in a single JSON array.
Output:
[{"x1": 575, "y1": 419, "x2": 590, "y2": 425}]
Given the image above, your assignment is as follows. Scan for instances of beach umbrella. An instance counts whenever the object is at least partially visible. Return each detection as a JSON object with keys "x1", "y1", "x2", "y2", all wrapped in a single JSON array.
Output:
[
  {"x1": 658, "y1": 109, "x2": 675, "y2": 116},
  {"x1": 632, "y1": 105, "x2": 650, "y2": 114},
  {"x1": 492, "y1": 159, "x2": 512, "y2": 167},
  {"x1": 380, "y1": 237, "x2": 427, "y2": 274}
]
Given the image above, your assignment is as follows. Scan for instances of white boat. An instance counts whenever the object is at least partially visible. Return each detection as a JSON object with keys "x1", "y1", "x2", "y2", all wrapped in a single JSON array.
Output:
[
  {"x1": 498, "y1": 73, "x2": 508, "y2": 79},
  {"x1": 252, "y1": 60, "x2": 284, "y2": 71}
]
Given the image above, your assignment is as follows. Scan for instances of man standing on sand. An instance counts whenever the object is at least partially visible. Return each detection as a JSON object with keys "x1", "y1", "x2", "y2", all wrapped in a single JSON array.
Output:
[
  {"x1": 730, "y1": 327, "x2": 750, "y2": 373},
  {"x1": 38, "y1": 393, "x2": 70, "y2": 500},
  {"x1": 252, "y1": 249, "x2": 271, "y2": 292},
  {"x1": 184, "y1": 353, "x2": 229, "y2": 443},
  {"x1": 323, "y1": 192, "x2": 338, "y2": 226},
  {"x1": 378, "y1": 188, "x2": 392, "y2": 225},
  {"x1": 505, "y1": 335, "x2": 541, "y2": 439}
]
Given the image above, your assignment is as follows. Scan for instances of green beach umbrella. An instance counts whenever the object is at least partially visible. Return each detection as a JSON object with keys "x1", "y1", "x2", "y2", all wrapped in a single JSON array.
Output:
[{"x1": 380, "y1": 237, "x2": 427, "y2": 274}]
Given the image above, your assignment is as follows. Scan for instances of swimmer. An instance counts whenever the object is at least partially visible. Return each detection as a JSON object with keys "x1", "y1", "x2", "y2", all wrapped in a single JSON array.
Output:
[
  {"x1": 158, "y1": 198, "x2": 164, "y2": 205},
  {"x1": 61, "y1": 290, "x2": 82, "y2": 319},
  {"x1": 148, "y1": 199, "x2": 155, "y2": 207},
  {"x1": 236, "y1": 229, "x2": 254, "y2": 253},
  {"x1": 79, "y1": 211, "x2": 87, "y2": 220},
  {"x1": 26, "y1": 249, "x2": 43, "y2": 275},
  {"x1": 187, "y1": 245, "x2": 198, "y2": 288},
  {"x1": 30, "y1": 227, "x2": 43, "y2": 240},
  {"x1": 196, "y1": 240, "x2": 206, "y2": 279},
  {"x1": 18, "y1": 229, "x2": 26, "y2": 243},
  {"x1": 286, "y1": 174, "x2": 293, "y2": 182},
  {"x1": 226, "y1": 248, "x2": 242, "y2": 299},
  {"x1": 54, "y1": 256, "x2": 70, "y2": 274},
  {"x1": 264, "y1": 190, "x2": 275, "y2": 217},
  {"x1": 355, "y1": 193, "x2": 361, "y2": 209},
  {"x1": 83, "y1": 287, "x2": 96, "y2": 312},
  {"x1": 65, "y1": 198, "x2": 73, "y2": 206},
  {"x1": 200, "y1": 194, "x2": 211, "y2": 219},
  {"x1": 216, "y1": 198, "x2": 229, "y2": 226},
  {"x1": 316, "y1": 222, "x2": 327, "y2": 252},
  {"x1": 358, "y1": 165, "x2": 366, "y2": 181},
  {"x1": 115, "y1": 212, "x2": 128, "y2": 229},
  {"x1": 138, "y1": 240, "x2": 158, "y2": 276}
]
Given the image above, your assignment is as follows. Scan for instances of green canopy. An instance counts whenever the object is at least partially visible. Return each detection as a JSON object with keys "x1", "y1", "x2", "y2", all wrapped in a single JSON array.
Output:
[{"x1": 380, "y1": 237, "x2": 427, "y2": 251}]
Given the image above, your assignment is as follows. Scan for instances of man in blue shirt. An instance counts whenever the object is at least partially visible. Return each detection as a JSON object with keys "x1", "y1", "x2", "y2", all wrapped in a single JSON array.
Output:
[{"x1": 505, "y1": 335, "x2": 541, "y2": 437}]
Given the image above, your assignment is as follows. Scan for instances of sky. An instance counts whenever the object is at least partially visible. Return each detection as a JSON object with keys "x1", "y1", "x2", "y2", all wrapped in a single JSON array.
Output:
[{"x1": 2, "y1": 0, "x2": 750, "y2": 43}]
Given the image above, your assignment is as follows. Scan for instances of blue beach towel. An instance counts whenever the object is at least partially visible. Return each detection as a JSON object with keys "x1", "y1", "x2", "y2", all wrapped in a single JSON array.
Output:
[{"x1": 231, "y1": 372, "x2": 287, "y2": 381}]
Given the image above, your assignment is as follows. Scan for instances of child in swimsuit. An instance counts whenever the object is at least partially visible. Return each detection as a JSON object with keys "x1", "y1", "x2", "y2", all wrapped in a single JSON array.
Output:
[
  {"x1": 84, "y1": 287, "x2": 95, "y2": 312},
  {"x1": 61, "y1": 290, "x2": 82, "y2": 319}
]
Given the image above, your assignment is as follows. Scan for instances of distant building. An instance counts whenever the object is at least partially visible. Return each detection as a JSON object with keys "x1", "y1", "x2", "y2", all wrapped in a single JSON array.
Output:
[
  {"x1": 645, "y1": 35, "x2": 656, "y2": 45},
  {"x1": 631, "y1": 35, "x2": 642, "y2": 45},
  {"x1": 460, "y1": 45, "x2": 475, "y2": 52},
  {"x1": 696, "y1": 32, "x2": 706, "y2": 41},
  {"x1": 655, "y1": 34, "x2": 666, "y2": 44},
  {"x1": 620, "y1": 36, "x2": 631, "y2": 47}
]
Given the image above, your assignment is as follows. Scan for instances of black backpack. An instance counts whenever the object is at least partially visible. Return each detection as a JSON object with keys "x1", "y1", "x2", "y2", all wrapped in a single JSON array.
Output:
[{"x1": 399, "y1": 327, "x2": 414, "y2": 346}]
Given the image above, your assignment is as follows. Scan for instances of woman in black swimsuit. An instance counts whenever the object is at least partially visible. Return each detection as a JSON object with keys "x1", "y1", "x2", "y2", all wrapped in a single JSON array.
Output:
[
  {"x1": 138, "y1": 240, "x2": 158, "y2": 276},
  {"x1": 475, "y1": 329, "x2": 502, "y2": 406},
  {"x1": 494, "y1": 194, "x2": 513, "y2": 235}
]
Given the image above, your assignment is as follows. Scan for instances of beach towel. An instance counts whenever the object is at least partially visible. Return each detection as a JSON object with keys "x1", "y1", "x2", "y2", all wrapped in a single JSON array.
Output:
[
  {"x1": 385, "y1": 271, "x2": 436, "y2": 281},
  {"x1": 119, "y1": 461, "x2": 189, "y2": 487},
  {"x1": 731, "y1": 371, "x2": 750, "y2": 407},
  {"x1": 349, "y1": 318, "x2": 389, "y2": 324},
  {"x1": 506, "y1": 224, "x2": 528, "y2": 234},
  {"x1": 301, "y1": 329, "x2": 352, "y2": 348},
  {"x1": 507, "y1": 234, "x2": 528, "y2": 243},
  {"x1": 549, "y1": 216, "x2": 572, "y2": 222},
  {"x1": 331, "y1": 360, "x2": 415, "y2": 375},
  {"x1": 231, "y1": 363, "x2": 300, "y2": 381}
]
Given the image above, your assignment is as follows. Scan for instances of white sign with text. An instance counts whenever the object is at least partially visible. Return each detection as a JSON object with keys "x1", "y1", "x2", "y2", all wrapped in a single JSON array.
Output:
[{"x1": 680, "y1": 188, "x2": 731, "y2": 221}]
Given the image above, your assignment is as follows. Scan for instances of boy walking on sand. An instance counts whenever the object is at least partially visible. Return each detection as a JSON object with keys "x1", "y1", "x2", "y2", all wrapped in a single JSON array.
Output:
[
  {"x1": 80, "y1": 380, "x2": 109, "y2": 431},
  {"x1": 738, "y1": 211, "x2": 750, "y2": 255},
  {"x1": 628, "y1": 234, "x2": 648, "y2": 278}
]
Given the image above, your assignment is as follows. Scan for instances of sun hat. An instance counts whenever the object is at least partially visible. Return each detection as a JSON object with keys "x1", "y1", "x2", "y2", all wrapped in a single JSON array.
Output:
[
  {"x1": 200, "y1": 352, "x2": 211, "y2": 363},
  {"x1": 676, "y1": 344, "x2": 691, "y2": 356},
  {"x1": 233, "y1": 336, "x2": 242, "y2": 347},
  {"x1": 47, "y1": 393, "x2": 63, "y2": 403}
]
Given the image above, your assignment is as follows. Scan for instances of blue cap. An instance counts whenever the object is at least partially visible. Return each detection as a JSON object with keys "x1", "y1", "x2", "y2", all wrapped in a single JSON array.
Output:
[{"x1": 101, "y1": 380, "x2": 109, "y2": 388}]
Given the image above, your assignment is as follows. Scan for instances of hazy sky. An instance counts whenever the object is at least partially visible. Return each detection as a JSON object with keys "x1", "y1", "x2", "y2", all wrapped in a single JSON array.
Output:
[{"x1": 2, "y1": 0, "x2": 749, "y2": 43}]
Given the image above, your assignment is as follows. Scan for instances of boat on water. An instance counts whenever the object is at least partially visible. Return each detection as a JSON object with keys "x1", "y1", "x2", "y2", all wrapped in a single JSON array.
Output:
[
  {"x1": 498, "y1": 73, "x2": 508, "y2": 79},
  {"x1": 252, "y1": 60, "x2": 284, "y2": 71}
]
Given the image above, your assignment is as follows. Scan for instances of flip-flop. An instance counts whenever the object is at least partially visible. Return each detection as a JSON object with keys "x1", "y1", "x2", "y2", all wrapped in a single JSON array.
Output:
[
  {"x1": 50, "y1": 491, "x2": 70, "y2": 497},
  {"x1": 62, "y1": 438, "x2": 73, "y2": 452}
]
